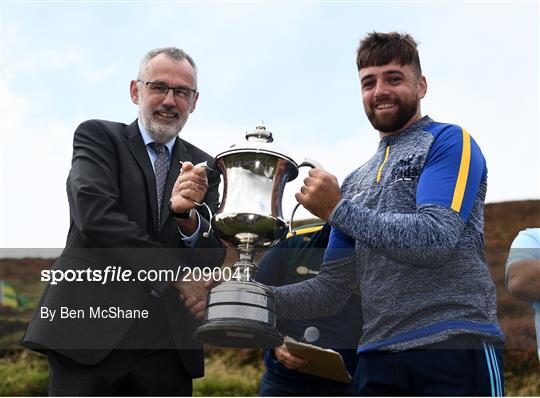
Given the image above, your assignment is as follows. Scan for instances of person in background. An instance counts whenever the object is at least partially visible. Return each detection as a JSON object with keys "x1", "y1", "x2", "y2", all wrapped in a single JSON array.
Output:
[
  {"x1": 256, "y1": 223, "x2": 362, "y2": 396},
  {"x1": 506, "y1": 228, "x2": 540, "y2": 362}
]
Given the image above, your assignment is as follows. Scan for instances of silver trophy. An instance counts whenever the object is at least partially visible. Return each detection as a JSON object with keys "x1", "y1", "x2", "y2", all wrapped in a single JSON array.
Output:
[{"x1": 193, "y1": 124, "x2": 318, "y2": 348}]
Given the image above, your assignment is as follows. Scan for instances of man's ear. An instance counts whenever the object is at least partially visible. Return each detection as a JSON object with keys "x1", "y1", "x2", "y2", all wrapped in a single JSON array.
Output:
[
  {"x1": 130, "y1": 80, "x2": 139, "y2": 104},
  {"x1": 418, "y1": 75, "x2": 427, "y2": 99},
  {"x1": 189, "y1": 91, "x2": 199, "y2": 113}
]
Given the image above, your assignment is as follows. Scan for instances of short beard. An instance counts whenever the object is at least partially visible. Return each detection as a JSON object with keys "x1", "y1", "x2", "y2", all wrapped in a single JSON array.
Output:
[
  {"x1": 366, "y1": 99, "x2": 418, "y2": 133},
  {"x1": 138, "y1": 97, "x2": 188, "y2": 144}
]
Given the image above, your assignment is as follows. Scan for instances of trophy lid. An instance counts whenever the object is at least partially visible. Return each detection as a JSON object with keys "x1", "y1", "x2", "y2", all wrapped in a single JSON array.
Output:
[{"x1": 215, "y1": 124, "x2": 299, "y2": 167}]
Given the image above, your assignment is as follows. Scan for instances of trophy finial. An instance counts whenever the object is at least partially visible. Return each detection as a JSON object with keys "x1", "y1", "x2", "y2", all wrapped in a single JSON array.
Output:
[{"x1": 246, "y1": 123, "x2": 273, "y2": 143}]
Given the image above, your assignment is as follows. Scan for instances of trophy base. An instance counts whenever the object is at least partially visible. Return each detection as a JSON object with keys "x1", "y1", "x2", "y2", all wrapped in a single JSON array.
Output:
[
  {"x1": 194, "y1": 280, "x2": 283, "y2": 348},
  {"x1": 194, "y1": 318, "x2": 283, "y2": 348}
]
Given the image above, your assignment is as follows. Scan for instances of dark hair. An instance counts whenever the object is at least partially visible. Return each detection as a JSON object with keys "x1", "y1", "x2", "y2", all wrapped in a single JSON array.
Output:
[{"x1": 356, "y1": 32, "x2": 422, "y2": 75}]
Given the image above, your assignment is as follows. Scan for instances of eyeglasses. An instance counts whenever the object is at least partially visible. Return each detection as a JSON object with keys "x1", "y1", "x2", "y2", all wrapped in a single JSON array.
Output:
[{"x1": 137, "y1": 80, "x2": 197, "y2": 99}]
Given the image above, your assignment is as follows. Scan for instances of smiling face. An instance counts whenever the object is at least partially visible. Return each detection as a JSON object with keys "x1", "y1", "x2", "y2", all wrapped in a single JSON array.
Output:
[
  {"x1": 359, "y1": 61, "x2": 427, "y2": 136},
  {"x1": 130, "y1": 53, "x2": 199, "y2": 143}
]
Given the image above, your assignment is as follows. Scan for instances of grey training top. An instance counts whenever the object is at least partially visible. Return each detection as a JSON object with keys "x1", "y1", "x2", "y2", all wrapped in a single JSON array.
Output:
[{"x1": 273, "y1": 116, "x2": 504, "y2": 352}]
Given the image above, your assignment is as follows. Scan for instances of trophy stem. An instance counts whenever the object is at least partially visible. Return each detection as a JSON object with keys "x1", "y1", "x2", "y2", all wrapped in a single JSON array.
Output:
[
  {"x1": 193, "y1": 241, "x2": 283, "y2": 348},
  {"x1": 234, "y1": 243, "x2": 260, "y2": 282}
]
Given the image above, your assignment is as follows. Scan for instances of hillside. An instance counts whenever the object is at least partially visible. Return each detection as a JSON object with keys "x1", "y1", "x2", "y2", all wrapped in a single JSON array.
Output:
[{"x1": 1, "y1": 200, "x2": 539, "y2": 395}]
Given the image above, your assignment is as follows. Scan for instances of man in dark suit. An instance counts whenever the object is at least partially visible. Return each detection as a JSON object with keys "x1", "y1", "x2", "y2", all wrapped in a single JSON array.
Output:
[{"x1": 22, "y1": 47, "x2": 223, "y2": 395}]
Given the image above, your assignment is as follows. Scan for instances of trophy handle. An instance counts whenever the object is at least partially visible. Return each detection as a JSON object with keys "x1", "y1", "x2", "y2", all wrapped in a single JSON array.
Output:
[
  {"x1": 298, "y1": 158, "x2": 323, "y2": 170},
  {"x1": 192, "y1": 201, "x2": 213, "y2": 238},
  {"x1": 178, "y1": 160, "x2": 215, "y2": 238},
  {"x1": 289, "y1": 158, "x2": 323, "y2": 236}
]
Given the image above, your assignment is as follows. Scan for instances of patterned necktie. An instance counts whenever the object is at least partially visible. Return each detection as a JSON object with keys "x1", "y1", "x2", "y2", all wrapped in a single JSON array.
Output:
[{"x1": 149, "y1": 142, "x2": 169, "y2": 222}]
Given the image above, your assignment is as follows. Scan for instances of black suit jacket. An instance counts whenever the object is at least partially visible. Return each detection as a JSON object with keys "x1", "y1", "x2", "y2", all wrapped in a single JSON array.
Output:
[{"x1": 22, "y1": 119, "x2": 223, "y2": 376}]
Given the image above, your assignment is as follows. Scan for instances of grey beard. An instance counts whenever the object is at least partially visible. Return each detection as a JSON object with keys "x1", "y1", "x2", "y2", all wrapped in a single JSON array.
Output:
[
  {"x1": 138, "y1": 108, "x2": 187, "y2": 144},
  {"x1": 145, "y1": 117, "x2": 183, "y2": 144}
]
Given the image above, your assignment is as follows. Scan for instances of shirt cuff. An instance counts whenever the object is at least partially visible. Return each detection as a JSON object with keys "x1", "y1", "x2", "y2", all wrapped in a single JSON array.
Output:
[
  {"x1": 328, "y1": 198, "x2": 346, "y2": 225},
  {"x1": 178, "y1": 210, "x2": 201, "y2": 247}
]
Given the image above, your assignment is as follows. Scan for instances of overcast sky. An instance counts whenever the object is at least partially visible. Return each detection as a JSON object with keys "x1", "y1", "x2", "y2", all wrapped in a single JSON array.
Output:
[{"x1": 0, "y1": 1, "x2": 538, "y2": 252}]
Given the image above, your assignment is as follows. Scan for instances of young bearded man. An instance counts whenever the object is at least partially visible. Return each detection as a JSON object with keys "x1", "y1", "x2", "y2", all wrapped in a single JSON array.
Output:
[{"x1": 272, "y1": 32, "x2": 505, "y2": 396}]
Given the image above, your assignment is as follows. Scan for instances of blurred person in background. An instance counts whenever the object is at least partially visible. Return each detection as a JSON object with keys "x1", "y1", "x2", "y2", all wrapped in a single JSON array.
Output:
[
  {"x1": 255, "y1": 223, "x2": 362, "y2": 396},
  {"x1": 506, "y1": 228, "x2": 540, "y2": 362}
]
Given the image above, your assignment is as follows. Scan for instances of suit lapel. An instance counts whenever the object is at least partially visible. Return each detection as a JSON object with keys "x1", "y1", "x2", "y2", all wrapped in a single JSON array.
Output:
[
  {"x1": 124, "y1": 120, "x2": 159, "y2": 232},
  {"x1": 160, "y1": 137, "x2": 192, "y2": 229}
]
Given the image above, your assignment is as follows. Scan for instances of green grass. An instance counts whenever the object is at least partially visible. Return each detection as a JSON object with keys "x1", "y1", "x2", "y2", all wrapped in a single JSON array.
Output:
[
  {"x1": 0, "y1": 351, "x2": 48, "y2": 396},
  {"x1": 0, "y1": 330, "x2": 25, "y2": 350},
  {"x1": 194, "y1": 349, "x2": 263, "y2": 396},
  {"x1": 1, "y1": 347, "x2": 539, "y2": 396},
  {"x1": 0, "y1": 349, "x2": 264, "y2": 396}
]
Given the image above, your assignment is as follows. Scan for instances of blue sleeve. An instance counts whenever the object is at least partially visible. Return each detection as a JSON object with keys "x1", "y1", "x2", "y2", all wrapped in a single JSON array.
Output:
[
  {"x1": 418, "y1": 124, "x2": 487, "y2": 222},
  {"x1": 255, "y1": 241, "x2": 287, "y2": 286},
  {"x1": 323, "y1": 227, "x2": 356, "y2": 263}
]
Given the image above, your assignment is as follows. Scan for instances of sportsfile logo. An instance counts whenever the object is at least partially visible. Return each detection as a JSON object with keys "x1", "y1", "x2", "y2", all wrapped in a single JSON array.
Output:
[{"x1": 41, "y1": 266, "x2": 250, "y2": 285}]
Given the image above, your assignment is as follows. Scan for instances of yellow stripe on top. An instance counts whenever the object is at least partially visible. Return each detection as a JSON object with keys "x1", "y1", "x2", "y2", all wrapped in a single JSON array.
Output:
[
  {"x1": 286, "y1": 225, "x2": 323, "y2": 238},
  {"x1": 451, "y1": 128, "x2": 471, "y2": 213},
  {"x1": 376, "y1": 145, "x2": 390, "y2": 183}
]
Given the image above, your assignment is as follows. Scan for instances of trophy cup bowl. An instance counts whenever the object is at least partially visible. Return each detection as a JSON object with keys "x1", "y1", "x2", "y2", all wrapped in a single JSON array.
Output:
[{"x1": 193, "y1": 125, "x2": 316, "y2": 348}]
